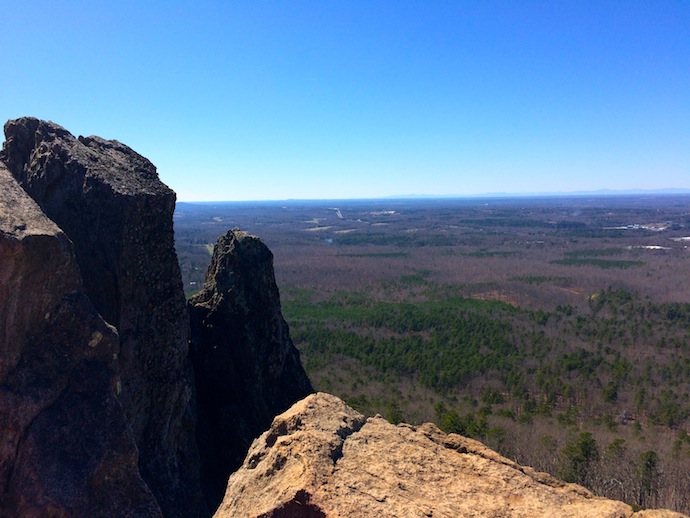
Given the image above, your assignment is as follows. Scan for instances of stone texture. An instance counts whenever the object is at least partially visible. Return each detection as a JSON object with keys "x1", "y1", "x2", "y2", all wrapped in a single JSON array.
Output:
[
  {"x1": 1, "y1": 118, "x2": 203, "y2": 516},
  {"x1": 1, "y1": 118, "x2": 315, "y2": 516},
  {"x1": 0, "y1": 162, "x2": 80, "y2": 373},
  {"x1": 189, "y1": 229, "x2": 314, "y2": 509},
  {"x1": 0, "y1": 163, "x2": 160, "y2": 516},
  {"x1": 216, "y1": 393, "x2": 687, "y2": 518}
]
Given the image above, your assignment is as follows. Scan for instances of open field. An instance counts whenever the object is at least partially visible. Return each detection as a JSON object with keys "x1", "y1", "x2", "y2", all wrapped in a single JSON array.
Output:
[
  {"x1": 176, "y1": 195, "x2": 690, "y2": 305},
  {"x1": 175, "y1": 195, "x2": 690, "y2": 512}
]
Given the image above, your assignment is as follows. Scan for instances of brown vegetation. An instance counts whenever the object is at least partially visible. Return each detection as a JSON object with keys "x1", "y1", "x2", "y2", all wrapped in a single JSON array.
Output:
[{"x1": 175, "y1": 195, "x2": 690, "y2": 513}]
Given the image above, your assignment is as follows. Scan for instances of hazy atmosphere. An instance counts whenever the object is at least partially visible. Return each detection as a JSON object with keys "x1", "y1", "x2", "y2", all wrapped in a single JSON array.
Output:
[{"x1": 2, "y1": 1, "x2": 689, "y2": 201}]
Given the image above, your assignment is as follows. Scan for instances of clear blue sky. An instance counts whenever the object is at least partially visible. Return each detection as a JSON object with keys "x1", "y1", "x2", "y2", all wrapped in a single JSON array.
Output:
[{"x1": 2, "y1": 1, "x2": 688, "y2": 201}]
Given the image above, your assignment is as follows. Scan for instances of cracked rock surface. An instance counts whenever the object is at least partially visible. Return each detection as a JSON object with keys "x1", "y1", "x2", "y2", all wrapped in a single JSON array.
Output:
[{"x1": 215, "y1": 393, "x2": 686, "y2": 518}]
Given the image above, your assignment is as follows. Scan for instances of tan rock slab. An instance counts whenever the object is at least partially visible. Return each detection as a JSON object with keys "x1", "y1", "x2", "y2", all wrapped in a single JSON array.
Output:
[{"x1": 216, "y1": 392, "x2": 687, "y2": 518}]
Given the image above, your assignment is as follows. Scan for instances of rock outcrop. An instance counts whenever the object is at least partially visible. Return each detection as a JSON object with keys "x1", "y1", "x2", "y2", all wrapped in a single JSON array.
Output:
[
  {"x1": 189, "y1": 229, "x2": 314, "y2": 509},
  {"x1": 1, "y1": 118, "x2": 314, "y2": 516},
  {"x1": 0, "y1": 162, "x2": 160, "y2": 516},
  {"x1": 1, "y1": 118, "x2": 203, "y2": 516},
  {"x1": 216, "y1": 392, "x2": 686, "y2": 518}
]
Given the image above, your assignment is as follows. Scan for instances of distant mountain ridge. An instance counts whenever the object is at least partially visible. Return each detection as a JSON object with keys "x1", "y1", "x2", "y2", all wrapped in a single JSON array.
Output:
[{"x1": 386, "y1": 188, "x2": 690, "y2": 199}]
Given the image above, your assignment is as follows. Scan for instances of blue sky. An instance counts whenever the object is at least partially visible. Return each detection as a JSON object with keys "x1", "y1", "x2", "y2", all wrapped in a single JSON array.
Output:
[{"x1": 2, "y1": 1, "x2": 688, "y2": 201}]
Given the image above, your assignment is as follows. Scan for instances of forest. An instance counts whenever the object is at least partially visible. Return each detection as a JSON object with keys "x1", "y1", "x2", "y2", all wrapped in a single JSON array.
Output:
[{"x1": 175, "y1": 195, "x2": 690, "y2": 513}]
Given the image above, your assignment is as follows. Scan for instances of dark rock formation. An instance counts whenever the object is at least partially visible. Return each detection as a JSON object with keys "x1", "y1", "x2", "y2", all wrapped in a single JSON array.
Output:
[
  {"x1": 189, "y1": 229, "x2": 314, "y2": 509},
  {"x1": 1, "y1": 118, "x2": 203, "y2": 516},
  {"x1": 1, "y1": 118, "x2": 315, "y2": 516},
  {"x1": 0, "y1": 163, "x2": 160, "y2": 516}
]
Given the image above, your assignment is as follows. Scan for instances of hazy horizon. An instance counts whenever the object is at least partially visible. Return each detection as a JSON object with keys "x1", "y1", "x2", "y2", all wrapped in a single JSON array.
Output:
[
  {"x1": 3, "y1": 2, "x2": 688, "y2": 201},
  {"x1": 177, "y1": 187, "x2": 690, "y2": 204}
]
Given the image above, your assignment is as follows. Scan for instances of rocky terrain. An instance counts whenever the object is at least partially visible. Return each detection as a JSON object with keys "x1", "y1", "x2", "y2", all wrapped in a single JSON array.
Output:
[
  {"x1": 0, "y1": 117, "x2": 685, "y2": 517},
  {"x1": 0, "y1": 118, "x2": 312, "y2": 516},
  {"x1": 217, "y1": 392, "x2": 686, "y2": 518},
  {"x1": 0, "y1": 160, "x2": 161, "y2": 517},
  {"x1": 1, "y1": 116, "x2": 202, "y2": 516}
]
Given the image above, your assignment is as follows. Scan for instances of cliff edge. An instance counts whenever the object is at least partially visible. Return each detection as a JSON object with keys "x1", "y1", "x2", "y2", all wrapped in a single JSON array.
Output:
[{"x1": 216, "y1": 392, "x2": 686, "y2": 518}]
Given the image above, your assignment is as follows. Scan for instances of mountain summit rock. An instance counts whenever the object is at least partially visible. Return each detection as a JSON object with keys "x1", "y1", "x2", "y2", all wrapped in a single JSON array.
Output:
[
  {"x1": 1, "y1": 117, "x2": 202, "y2": 516},
  {"x1": 216, "y1": 392, "x2": 686, "y2": 518},
  {"x1": 0, "y1": 158, "x2": 161, "y2": 516}
]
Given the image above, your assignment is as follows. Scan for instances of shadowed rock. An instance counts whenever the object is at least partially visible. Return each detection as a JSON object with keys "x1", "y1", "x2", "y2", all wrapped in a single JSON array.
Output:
[
  {"x1": 189, "y1": 229, "x2": 314, "y2": 510},
  {"x1": 1, "y1": 118, "x2": 203, "y2": 517},
  {"x1": 0, "y1": 163, "x2": 160, "y2": 516}
]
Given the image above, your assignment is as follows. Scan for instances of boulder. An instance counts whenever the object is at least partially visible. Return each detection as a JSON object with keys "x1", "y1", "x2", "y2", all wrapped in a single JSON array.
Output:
[
  {"x1": 215, "y1": 392, "x2": 686, "y2": 518},
  {"x1": 1, "y1": 118, "x2": 203, "y2": 516}
]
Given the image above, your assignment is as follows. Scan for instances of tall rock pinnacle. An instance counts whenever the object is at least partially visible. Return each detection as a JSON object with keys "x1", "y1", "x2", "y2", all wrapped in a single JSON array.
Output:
[{"x1": 189, "y1": 229, "x2": 314, "y2": 509}]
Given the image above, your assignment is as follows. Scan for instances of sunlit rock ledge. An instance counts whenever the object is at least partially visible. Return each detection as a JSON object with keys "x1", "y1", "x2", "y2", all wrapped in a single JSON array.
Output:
[{"x1": 216, "y1": 392, "x2": 686, "y2": 518}]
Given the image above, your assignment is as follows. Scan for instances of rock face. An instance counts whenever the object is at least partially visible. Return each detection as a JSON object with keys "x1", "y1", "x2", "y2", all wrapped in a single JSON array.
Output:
[
  {"x1": 0, "y1": 163, "x2": 160, "y2": 516},
  {"x1": 189, "y1": 229, "x2": 314, "y2": 509},
  {"x1": 216, "y1": 393, "x2": 686, "y2": 518},
  {"x1": 1, "y1": 118, "x2": 315, "y2": 516},
  {"x1": 1, "y1": 118, "x2": 202, "y2": 516}
]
